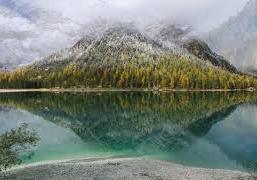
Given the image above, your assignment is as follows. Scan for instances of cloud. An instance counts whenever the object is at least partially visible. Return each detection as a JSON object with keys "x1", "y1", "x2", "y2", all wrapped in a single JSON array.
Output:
[
  {"x1": 0, "y1": 0, "x2": 249, "y2": 67},
  {"x1": 9, "y1": 0, "x2": 248, "y2": 31},
  {"x1": 3, "y1": 0, "x2": 248, "y2": 29},
  {"x1": 0, "y1": 4, "x2": 82, "y2": 67}
]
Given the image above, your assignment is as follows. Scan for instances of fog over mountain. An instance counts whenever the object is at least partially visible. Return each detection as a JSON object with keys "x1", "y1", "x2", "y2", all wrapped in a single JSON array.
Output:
[
  {"x1": 0, "y1": 0, "x2": 249, "y2": 68},
  {"x1": 207, "y1": 0, "x2": 257, "y2": 73}
]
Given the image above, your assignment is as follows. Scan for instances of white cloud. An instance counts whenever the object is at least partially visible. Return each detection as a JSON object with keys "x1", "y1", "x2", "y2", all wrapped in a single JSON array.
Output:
[
  {"x1": 0, "y1": 0, "x2": 249, "y2": 67},
  {"x1": 13, "y1": 0, "x2": 248, "y2": 30},
  {"x1": 0, "y1": 4, "x2": 82, "y2": 67},
  {"x1": 9, "y1": 0, "x2": 248, "y2": 29}
]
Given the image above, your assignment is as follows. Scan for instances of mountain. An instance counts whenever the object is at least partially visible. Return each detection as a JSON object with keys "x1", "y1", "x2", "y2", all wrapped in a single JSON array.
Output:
[
  {"x1": 206, "y1": 0, "x2": 257, "y2": 73},
  {"x1": 0, "y1": 24, "x2": 256, "y2": 90},
  {"x1": 29, "y1": 23, "x2": 238, "y2": 72}
]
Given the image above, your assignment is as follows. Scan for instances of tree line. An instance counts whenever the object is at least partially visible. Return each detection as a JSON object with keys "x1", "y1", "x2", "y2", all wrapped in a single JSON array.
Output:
[{"x1": 0, "y1": 55, "x2": 256, "y2": 90}]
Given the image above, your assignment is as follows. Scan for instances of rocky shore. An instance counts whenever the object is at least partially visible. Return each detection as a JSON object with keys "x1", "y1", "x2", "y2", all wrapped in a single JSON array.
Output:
[{"x1": 1, "y1": 158, "x2": 255, "y2": 180}]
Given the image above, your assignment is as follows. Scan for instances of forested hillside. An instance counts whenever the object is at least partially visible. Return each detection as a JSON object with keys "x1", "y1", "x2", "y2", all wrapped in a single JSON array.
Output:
[{"x1": 0, "y1": 25, "x2": 256, "y2": 90}]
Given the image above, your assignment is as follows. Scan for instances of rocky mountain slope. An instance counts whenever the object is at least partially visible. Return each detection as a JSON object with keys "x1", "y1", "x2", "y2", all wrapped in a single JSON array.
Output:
[
  {"x1": 33, "y1": 24, "x2": 237, "y2": 73},
  {"x1": 207, "y1": 0, "x2": 257, "y2": 73}
]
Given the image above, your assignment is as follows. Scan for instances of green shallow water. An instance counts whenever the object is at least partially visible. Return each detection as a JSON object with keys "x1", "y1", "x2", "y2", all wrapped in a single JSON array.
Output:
[{"x1": 0, "y1": 92, "x2": 257, "y2": 172}]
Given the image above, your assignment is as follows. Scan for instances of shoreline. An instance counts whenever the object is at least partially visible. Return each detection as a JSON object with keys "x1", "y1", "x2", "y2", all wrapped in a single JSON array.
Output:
[
  {"x1": 1, "y1": 158, "x2": 254, "y2": 180},
  {"x1": 0, "y1": 88, "x2": 255, "y2": 93}
]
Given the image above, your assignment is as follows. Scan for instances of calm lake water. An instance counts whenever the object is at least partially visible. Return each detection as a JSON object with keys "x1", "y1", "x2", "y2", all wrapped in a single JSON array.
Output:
[{"x1": 0, "y1": 92, "x2": 257, "y2": 172}]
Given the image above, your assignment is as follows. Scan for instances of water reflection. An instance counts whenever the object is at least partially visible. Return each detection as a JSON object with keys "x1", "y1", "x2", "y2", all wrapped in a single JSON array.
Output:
[
  {"x1": 0, "y1": 92, "x2": 256, "y2": 171},
  {"x1": 206, "y1": 104, "x2": 257, "y2": 172}
]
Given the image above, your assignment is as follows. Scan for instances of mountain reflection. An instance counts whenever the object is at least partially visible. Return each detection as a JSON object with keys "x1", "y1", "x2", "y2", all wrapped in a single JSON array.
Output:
[{"x1": 0, "y1": 92, "x2": 256, "y2": 171}]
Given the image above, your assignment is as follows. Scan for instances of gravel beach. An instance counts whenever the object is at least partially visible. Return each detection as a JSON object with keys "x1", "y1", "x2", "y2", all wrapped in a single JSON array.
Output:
[{"x1": 1, "y1": 158, "x2": 255, "y2": 180}]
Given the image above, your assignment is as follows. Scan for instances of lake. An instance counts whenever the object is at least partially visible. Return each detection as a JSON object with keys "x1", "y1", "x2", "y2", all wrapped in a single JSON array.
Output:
[{"x1": 0, "y1": 91, "x2": 257, "y2": 172}]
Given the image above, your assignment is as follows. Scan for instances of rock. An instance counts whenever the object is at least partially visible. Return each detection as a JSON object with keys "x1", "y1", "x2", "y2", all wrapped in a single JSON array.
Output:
[
  {"x1": 247, "y1": 87, "x2": 256, "y2": 92},
  {"x1": 183, "y1": 39, "x2": 239, "y2": 74}
]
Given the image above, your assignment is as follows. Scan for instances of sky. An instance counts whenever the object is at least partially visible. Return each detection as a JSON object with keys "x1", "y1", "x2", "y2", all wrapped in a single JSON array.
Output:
[{"x1": 0, "y1": 0, "x2": 250, "y2": 67}]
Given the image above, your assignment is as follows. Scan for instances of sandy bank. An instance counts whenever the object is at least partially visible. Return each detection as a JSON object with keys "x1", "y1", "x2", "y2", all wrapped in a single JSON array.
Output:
[{"x1": 0, "y1": 88, "x2": 255, "y2": 93}]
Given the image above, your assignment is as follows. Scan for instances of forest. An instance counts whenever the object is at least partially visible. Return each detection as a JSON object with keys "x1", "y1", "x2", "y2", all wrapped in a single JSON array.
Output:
[{"x1": 0, "y1": 55, "x2": 256, "y2": 90}]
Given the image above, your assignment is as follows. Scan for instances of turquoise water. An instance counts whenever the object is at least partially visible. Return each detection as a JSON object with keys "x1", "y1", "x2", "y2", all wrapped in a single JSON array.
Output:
[{"x1": 0, "y1": 92, "x2": 257, "y2": 172}]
